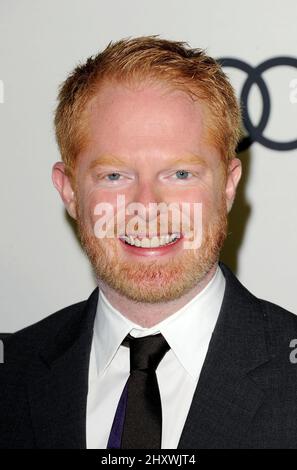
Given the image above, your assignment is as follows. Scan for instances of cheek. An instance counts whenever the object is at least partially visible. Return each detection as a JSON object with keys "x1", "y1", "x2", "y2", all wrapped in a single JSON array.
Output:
[
  {"x1": 199, "y1": 171, "x2": 226, "y2": 217},
  {"x1": 186, "y1": 188, "x2": 214, "y2": 212},
  {"x1": 80, "y1": 189, "x2": 120, "y2": 235},
  {"x1": 191, "y1": 190, "x2": 224, "y2": 226}
]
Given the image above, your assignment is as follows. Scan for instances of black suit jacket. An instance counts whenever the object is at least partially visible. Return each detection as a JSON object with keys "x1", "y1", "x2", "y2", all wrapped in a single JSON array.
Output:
[{"x1": 1, "y1": 262, "x2": 297, "y2": 449}]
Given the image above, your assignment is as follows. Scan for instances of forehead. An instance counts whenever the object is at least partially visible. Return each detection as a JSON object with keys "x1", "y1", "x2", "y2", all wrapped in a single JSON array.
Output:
[
  {"x1": 86, "y1": 81, "x2": 207, "y2": 143},
  {"x1": 75, "y1": 80, "x2": 222, "y2": 173}
]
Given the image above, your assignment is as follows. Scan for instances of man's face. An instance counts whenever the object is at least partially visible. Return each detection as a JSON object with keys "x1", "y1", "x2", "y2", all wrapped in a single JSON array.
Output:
[{"x1": 53, "y1": 81, "x2": 241, "y2": 303}]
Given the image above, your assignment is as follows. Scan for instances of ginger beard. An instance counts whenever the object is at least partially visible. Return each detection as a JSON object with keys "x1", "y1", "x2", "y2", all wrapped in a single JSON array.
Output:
[{"x1": 75, "y1": 194, "x2": 228, "y2": 304}]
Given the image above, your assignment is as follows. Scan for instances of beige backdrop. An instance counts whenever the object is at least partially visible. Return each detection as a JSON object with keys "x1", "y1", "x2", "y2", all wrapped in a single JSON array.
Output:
[{"x1": 1, "y1": 0, "x2": 296, "y2": 331}]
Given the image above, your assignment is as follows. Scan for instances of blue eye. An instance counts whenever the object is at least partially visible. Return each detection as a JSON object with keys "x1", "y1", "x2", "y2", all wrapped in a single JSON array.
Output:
[
  {"x1": 106, "y1": 172, "x2": 121, "y2": 181},
  {"x1": 175, "y1": 170, "x2": 190, "y2": 179}
]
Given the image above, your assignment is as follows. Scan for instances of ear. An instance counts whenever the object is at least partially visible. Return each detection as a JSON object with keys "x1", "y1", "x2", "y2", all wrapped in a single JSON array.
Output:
[
  {"x1": 225, "y1": 157, "x2": 242, "y2": 213},
  {"x1": 52, "y1": 162, "x2": 77, "y2": 219}
]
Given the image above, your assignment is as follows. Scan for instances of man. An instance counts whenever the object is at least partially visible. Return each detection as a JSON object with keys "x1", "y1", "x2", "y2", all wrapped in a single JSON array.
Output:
[{"x1": 1, "y1": 36, "x2": 297, "y2": 449}]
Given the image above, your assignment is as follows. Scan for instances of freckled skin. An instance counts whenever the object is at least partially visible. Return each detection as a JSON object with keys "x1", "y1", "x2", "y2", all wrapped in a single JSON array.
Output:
[
  {"x1": 52, "y1": 81, "x2": 241, "y2": 326},
  {"x1": 76, "y1": 83, "x2": 224, "y2": 221}
]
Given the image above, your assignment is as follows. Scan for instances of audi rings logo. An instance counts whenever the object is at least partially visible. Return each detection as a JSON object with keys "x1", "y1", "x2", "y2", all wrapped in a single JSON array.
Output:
[{"x1": 217, "y1": 57, "x2": 297, "y2": 152}]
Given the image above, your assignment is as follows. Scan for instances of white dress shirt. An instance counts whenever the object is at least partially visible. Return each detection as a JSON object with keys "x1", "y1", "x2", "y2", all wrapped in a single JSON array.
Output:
[{"x1": 86, "y1": 264, "x2": 226, "y2": 449}]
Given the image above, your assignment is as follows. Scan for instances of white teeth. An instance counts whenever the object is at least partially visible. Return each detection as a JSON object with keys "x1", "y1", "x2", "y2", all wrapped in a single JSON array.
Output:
[
  {"x1": 169, "y1": 233, "x2": 179, "y2": 242},
  {"x1": 141, "y1": 238, "x2": 151, "y2": 248},
  {"x1": 150, "y1": 236, "x2": 159, "y2": 248},
  {"x1": 163, "y1": 235, "x2": 170, "y2": 244},
  {"x1": 121, "y1": 233, "x2": 180, "y2": 248}
]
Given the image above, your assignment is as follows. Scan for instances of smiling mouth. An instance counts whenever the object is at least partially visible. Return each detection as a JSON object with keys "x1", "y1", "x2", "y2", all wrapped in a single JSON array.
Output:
[{"x1": 119, "y1": 233, "x2": 181, "y2": 249}]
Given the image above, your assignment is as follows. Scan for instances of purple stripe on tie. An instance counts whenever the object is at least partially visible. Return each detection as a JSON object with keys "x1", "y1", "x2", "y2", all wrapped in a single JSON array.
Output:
[{"x1": 107, "y1": 380, "x2": 129, "y2": 449}]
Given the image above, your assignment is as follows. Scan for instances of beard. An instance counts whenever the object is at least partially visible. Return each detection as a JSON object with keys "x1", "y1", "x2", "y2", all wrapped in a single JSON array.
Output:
[{"x1": 75, "y1": 198, "x2": 228, "y2": 304}]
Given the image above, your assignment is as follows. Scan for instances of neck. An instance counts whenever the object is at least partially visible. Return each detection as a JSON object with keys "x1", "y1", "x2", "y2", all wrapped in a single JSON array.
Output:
[{"x1": 97, "y1": 263, "x2": 218, "y2": 328}]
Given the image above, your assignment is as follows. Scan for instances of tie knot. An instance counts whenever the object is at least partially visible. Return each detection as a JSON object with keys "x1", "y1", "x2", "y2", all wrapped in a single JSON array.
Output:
[{"x1": 122, "y1": 333, "x2": 170, "y2": 372}]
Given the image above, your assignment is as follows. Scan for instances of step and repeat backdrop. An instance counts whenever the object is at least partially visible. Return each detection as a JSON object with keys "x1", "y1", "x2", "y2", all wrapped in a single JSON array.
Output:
[{"x1": 0, "y1": 0, "x2": 296, "y2": 330}]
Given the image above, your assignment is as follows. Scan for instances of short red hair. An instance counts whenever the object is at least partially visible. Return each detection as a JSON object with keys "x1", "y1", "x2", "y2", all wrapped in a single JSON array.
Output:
[{"x1": 54, "y1": 36, "x2": 241, "y2": 177}]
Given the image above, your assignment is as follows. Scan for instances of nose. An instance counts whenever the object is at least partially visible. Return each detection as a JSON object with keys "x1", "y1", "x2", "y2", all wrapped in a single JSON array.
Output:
[
  {"x1": 128, "y1": 179, "x2": 164, "y2": 228},
  {"x1": 133, "y1": 179, "x2": 161, "y2": 207}
]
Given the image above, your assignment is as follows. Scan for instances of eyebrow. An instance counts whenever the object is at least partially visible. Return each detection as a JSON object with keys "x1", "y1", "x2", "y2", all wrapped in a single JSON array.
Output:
[
  {"x1": 88, "y1": 153, "x2": 207, "y2": 171},
  {"x1": 169, "y1": 155, "x2": 207, "y2": 167},
  {"x1": 88, "y1": 155, "x2": 129, "y2": 171}
]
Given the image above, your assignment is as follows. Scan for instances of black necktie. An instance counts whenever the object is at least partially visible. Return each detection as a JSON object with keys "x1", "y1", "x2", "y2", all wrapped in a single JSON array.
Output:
[{"x1": 107, "y1": 333, "x2": 170, "y2": 449}]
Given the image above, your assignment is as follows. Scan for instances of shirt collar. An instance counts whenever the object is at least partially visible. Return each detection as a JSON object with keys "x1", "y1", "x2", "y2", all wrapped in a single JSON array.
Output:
[{"x1": 93, "y1": 264, "x2": 225, "y2": 380}]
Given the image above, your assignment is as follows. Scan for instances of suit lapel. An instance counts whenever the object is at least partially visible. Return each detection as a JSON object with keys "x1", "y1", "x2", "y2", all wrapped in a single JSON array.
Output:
[
  {"x1": 27, "y1": 288, "x2": 99, "y2": 449},
  {"x1": 178, "y1": 262, "x2": 270, "y2": 449}
]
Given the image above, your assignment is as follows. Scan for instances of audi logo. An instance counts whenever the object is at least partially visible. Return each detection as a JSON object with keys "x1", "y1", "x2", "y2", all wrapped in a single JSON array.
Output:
[{"x1": 217, "y1": 57, "x2": 297, "y2": 152}]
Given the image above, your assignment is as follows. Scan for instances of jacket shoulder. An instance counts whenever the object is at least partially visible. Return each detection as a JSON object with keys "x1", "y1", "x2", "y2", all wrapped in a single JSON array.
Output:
[
  {"x1": 260, "y1": 298, "x2": 297, "y2": 323},
  {"x1": 259, "y1": 297, "x2": 297, "y2": 347},
  {"x1": 219, "y1": 262, "x2": 297, "y2": 351},
  {"x1": 2, "y1": 298, "x2": 88, "y2": 362}
]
